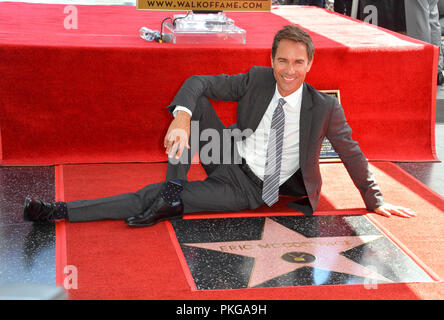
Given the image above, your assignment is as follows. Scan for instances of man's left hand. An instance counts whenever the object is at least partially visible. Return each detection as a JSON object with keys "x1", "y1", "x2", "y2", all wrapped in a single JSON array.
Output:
[{"x1": 373, "y1": 203, "x2": 416, "y2": 218}]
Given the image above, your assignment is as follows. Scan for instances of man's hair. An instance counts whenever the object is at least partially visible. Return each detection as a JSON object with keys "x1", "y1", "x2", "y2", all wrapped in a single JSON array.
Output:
[{"x1": 271, "y1": 25, "x2": 314, "y2": 62}]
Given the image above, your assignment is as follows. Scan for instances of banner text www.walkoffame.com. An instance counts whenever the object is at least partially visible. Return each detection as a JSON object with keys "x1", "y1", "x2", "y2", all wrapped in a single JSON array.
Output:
[{"x1": 142, "y1": 0, "x2": 268, "y2": 11}]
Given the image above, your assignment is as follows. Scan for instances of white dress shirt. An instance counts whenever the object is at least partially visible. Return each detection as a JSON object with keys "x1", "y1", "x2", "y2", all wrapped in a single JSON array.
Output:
[
  {"x1": 236, "y1": 85, "x2": 302, "y2": 185},
  {"x1": 173, "y1": 84, "x2": 303, "y2": 185}
]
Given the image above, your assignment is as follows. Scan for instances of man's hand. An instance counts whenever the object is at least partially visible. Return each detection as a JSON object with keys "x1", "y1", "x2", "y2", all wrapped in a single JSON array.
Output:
[
  {"x1": 164, "y1": 111, "x2": 191, "y2": 159},
  {"x1": 373, "y1": 203, "x2": 417, "y2": 218}
]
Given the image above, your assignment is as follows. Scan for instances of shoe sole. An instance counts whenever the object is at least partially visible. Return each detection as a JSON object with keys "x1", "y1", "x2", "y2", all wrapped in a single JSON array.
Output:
[{"x1": 126, "y1": 215, "x2": 182, "y2": 227}]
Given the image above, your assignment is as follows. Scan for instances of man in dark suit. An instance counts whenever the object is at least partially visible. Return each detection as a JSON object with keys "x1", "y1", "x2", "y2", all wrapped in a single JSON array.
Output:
[{"x1": 23, "y1": 25, "x2": 416, "y2": 225}]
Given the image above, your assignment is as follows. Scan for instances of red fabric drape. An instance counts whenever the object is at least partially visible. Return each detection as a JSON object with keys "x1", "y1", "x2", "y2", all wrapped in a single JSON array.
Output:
[{"x1": 0, "y1": 3, "x2": 438, "y2": 164}]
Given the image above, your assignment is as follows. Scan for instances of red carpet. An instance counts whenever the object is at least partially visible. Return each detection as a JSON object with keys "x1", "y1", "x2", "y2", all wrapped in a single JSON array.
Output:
[
  {"x1": 0, "y1": 3, "x2": 438, "y2": 165},
  {"x1": 56, "y1": 162, "x2": 443, "y2": 299}
]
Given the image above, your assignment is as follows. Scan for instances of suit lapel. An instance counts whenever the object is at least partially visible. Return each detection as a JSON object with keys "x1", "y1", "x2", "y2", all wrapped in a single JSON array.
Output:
[
  {"x1": 299, "y1": 83, "x2": 314, "y2": 168},
  {"x1": 246, "y1": 71, "x2": 276, "y2": 132}
]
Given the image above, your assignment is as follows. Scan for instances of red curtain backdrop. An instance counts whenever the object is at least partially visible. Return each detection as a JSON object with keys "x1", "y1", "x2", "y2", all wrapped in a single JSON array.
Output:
[{"x1": 0, "y1": 3, "x2": 438, "y2": 165}]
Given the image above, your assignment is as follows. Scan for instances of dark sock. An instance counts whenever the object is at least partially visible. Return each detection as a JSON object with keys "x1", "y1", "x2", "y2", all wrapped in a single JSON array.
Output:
[
  {"x1": 53, "y1": 202, "x2": 68, "y2": 220},
  {"x1": 160, "y1": 180, "x2": 183, "y2": 206}
]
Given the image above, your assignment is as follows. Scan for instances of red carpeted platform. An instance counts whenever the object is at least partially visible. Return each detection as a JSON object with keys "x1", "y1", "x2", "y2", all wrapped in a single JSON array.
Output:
[
  {"x1": 56, "y1": 162, "x2": 443, "y2": 300},
  {"x1": 0, "y1": 3, "x2": 439, "y2": 165}
]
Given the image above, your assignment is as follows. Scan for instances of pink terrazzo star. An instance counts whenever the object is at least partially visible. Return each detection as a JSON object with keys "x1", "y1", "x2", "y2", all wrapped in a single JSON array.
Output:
[{"x1": 184, "y1": 218, "x2": 392, "y2": 287}]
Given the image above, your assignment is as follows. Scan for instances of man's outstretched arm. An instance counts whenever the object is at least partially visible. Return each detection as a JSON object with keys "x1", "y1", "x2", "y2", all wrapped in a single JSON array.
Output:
[{"x1": 326, "y1": 99, "x2": 416, "y2": 219}]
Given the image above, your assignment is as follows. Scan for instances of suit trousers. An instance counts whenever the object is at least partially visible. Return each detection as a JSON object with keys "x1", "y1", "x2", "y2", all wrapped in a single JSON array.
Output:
[
  {"x1": 405, "y1": 0, "x2": 443, "y2": 72},
  {"x1": 67, "y1": 97, "x2": 267, "y2": 222},
  {"x1": 67, "y1": 97, "x2": 309, "y2": 222}
]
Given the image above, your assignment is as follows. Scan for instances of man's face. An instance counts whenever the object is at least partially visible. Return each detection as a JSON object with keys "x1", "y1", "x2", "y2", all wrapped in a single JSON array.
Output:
[{"x1": 271, "y1": 39, "x2": 313, "y2": 97}]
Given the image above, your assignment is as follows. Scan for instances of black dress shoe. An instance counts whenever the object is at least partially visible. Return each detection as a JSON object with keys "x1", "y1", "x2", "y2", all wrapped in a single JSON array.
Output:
[
  {"x1": 23, "y1": 197, "x2": 58, "y2": 223},
  {"x1": 125, "y1": 196, "x2": 183, "y2": 227}
]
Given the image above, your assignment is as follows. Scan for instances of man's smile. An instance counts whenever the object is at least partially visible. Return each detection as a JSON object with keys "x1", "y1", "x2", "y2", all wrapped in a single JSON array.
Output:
[{"x1": 282, "y1": 75, "x2": 297, "y2": 81}]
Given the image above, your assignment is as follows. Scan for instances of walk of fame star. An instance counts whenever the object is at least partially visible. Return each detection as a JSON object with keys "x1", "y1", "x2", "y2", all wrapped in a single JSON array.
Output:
[{"x1": 183, "y1": 218, "x2": 392, "y2": 288}]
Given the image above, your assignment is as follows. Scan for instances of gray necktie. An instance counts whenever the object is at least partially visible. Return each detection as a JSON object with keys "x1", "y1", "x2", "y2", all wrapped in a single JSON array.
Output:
[{"x1": 262, "y1": 98, "x2": 286, "y2": 206}]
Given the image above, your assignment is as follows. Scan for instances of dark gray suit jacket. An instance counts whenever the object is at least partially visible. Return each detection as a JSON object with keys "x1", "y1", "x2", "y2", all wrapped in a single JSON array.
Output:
[{"x1": 168, "y1": 66, "x2": 384, "y2": 214}]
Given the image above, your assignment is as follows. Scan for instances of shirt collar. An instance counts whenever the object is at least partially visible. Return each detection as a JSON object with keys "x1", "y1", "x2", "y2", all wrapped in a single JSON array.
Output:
[{"x1": 273, "y1": 83, "x2": 303, "y2": 109}]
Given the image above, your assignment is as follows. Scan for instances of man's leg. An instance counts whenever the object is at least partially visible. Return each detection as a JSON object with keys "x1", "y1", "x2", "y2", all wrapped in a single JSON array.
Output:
[
  {"x1": 165, "y1": 96, "x2": 230, "y2": 182},
  {"x1": 429, "y1": 0, "x2": 443, "y2": 73},
  {"x1": 334, "y1": 0, "x2": 353, "y2": 16},
  {"x1": 64, "y1": 97, "x2": 235, "y2": 223},
  {"x1": 66, "y1": 182, "x2": 164, "y2": 222},
  {"x1": 180, "y1": 163, "x2": 264, "y2": 214},
  {"x1": 405, "y1": 0, "x2": 431, "y2": 43},
  {"x1": 405, "y1": 0, "x2": 443, "y2": 83},
  {"x1": 126, "y1": 97, "x2": 247, "y2": 226}
]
